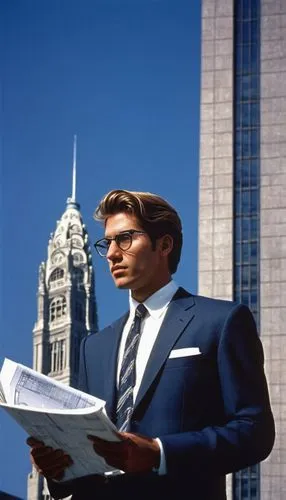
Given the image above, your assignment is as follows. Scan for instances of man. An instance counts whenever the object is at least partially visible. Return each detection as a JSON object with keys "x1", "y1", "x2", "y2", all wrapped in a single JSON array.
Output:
[{"x1": 28, "y1": 189, "x2": 275, "y2": 500}]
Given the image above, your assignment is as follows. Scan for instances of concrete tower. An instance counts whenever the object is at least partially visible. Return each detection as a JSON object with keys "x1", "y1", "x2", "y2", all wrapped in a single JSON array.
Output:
[
  {"x1": 27, "y1": 137, "x2": 98, "y2": 500},
  {"x1": 199, "y1": 0, "x2": 286, "y2": 498}
]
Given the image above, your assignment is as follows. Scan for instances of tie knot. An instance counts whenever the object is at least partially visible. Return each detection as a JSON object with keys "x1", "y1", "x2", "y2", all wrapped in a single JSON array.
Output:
[{"x1": 135, "y1": 303, "x2": 148, "y2": 319}]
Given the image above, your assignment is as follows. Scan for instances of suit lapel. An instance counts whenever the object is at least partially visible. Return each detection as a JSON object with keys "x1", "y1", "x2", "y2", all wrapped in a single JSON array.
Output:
[{"x1": 134, "y1": 289, "x2": 195, "y2": 412}]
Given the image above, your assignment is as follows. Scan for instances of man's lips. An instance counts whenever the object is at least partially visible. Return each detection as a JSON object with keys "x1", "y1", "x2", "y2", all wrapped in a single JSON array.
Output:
[{"x1": 111, "y1": 266, "x2": 127, "y2": 275}]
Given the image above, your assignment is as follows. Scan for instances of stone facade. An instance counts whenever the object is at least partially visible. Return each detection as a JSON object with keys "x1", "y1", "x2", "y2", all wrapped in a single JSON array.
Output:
[
  {"x1": 260, "y1": 0, "x2": 286, "y2": 498},
  {"x1": 199, "y1": 2, "x2": 234, "y2": 497},
  {"x1": 199, "y1": 0, "x2": 234, "y2": 313},
  {"x1": 199, "y1": 0, "x2": 286, "y2": 498}
]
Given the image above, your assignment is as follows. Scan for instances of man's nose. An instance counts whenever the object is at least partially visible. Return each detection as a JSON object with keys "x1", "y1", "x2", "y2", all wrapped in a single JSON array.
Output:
[{"x1": 106, "y1": 239, "x2": 121, "y2": 260}]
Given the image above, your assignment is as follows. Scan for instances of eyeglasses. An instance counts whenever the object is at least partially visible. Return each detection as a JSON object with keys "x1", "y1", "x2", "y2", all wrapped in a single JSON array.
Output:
[{"x1": 94, "y1": 230, "x2": 147, "y2": 257}]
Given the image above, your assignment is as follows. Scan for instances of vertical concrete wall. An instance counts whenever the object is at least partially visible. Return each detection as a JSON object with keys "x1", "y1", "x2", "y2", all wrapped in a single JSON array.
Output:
[
  {"x1": 199, "y1": 2, "x2": 234, "y2": 498},
  {"x1": 260, "y1": 0, "x2": 286, "y2": 498},
  {"x1": 199, "y1": 0, "x2": 234, "y2": 303},
  {"x1": 199, "y1": 0, "x2": 286, "y2": 497}
]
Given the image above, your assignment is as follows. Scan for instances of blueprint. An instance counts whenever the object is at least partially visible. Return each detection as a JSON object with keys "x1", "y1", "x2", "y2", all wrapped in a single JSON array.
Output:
[{"x1": 0, "y1": 358, "x2": 121, "y2": 479}]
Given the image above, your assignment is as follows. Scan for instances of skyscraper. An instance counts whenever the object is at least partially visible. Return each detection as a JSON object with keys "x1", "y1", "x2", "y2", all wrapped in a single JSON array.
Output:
[
  {"x1": 27, "y1": 138, "x2": 98, "y2": 499},
  {"x1": 199, "y1": 0, "x2": 285, "y2": 499}
]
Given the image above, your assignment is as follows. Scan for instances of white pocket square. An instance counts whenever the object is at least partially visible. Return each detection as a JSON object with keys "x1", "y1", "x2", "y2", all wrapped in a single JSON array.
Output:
[{"x1": 169, "y1": 347, "x2": 201, "y2": 358}]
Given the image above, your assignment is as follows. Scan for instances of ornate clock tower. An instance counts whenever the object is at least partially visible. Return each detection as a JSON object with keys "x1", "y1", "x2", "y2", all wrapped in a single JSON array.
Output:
[{"x1": 27, "y1": 137, "x2": 98, "y2": 500}]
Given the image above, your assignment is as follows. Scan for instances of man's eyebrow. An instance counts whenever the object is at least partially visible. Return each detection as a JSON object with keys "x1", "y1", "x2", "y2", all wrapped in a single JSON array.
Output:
[{"x1": 104, "y1": 229, "x2": 136, "y2": 238}]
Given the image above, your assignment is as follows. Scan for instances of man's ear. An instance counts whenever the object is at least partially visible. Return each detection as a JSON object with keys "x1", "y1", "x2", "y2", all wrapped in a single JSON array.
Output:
[{"x1": 160, "y1": 235, "x2": 173, "y2": 256}]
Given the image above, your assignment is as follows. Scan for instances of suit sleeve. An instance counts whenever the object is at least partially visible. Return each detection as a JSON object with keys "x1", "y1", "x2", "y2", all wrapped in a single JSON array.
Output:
[
  {"x1": 159, "y1": 304, "x2": 275, "y2": 477},
  {"x1": 47, "y1": 478, "x2": 76, "y2": 500}
]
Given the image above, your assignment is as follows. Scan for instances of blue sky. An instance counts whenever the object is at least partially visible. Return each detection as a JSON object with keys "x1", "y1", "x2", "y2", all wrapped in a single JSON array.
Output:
[{"x1": 0, "y1": 1, "x2": 201, "y2": 496}]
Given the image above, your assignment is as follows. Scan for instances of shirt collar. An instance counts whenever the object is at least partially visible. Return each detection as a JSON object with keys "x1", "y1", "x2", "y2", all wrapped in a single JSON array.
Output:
[{"x1": 129, "y1": 280, "x2": 179, "y2": 320}]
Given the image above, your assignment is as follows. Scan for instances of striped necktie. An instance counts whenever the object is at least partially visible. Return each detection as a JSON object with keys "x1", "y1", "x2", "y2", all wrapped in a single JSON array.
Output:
[{"x1": 116, "y1": 303, "x2": 148, "y2": 431}]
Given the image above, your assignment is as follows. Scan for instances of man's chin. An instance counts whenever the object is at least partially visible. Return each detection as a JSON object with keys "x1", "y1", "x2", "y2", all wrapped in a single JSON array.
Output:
[{"x1": 113, "y1": 277, "x2": 131, "y2": 289}]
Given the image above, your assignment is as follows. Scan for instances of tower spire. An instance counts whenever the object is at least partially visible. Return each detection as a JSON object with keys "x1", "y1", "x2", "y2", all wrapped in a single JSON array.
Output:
[
  {"x1": 66, "y1": 134, "x2": 80, "y2": 209},
  {"x1": 71, "y1": 134, "x2": 77, "y2": 202}
]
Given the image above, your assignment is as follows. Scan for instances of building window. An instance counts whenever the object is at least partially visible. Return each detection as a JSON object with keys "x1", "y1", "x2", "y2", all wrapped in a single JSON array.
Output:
[
  {"x1": 73, "y1": 252, "x2": 84, "y2": 264},
  {"x1": 50, "y1": 296, "x2": 67, "y2": 322},
  {"x1": 73, "y1": 267, "x2": 84, "y2": 287},
  {"x1": 50, "y1": 268, "x2": 64, "y2": 282},
  {"x1": 72, "y1": 237, "x2": 82, "y2": 248},
  {"x1": 52, "y1": 252, "x2": 64, "y2": 265},
  {"x1": 233, "y1": 0, "x2": 260, "y2": 498},
  {"x1": 70, "y1": 224, "x2": 81, "y2": 234},
  {"x1": 50, "y1": 339, "x2": 66, "y2": 372}
]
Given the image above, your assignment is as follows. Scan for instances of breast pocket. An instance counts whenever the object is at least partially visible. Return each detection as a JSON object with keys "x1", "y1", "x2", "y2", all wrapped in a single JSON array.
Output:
[{"x1": 164, "y1": 353, "x2": 204, "y2": 370}]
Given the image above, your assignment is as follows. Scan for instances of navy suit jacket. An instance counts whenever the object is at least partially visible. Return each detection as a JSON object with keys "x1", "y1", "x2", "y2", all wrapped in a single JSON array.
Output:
[{"x1": 48, "y1": 288, "x2": 275, "y2": 500}]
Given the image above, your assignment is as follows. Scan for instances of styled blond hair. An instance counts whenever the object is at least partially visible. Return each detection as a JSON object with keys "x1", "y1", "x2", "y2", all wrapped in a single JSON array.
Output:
[{"x1": 94, "y1": 189, "x2": 183, "y2": 274}]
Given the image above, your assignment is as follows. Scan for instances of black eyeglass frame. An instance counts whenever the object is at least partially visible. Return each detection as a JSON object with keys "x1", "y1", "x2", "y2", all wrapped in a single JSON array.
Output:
[{"x1": 94, "y1": 229, "x2": 148, "y2": 257}]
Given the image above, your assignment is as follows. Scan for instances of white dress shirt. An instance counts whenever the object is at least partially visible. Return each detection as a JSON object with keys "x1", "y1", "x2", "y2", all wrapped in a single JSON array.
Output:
[{"x1": 116, "y1": 279, "x2": 179, "y2": 474}]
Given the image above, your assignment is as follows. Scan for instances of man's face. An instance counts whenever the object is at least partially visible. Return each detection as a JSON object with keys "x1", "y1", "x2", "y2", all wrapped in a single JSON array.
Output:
[{"x1": 104, "y1": 212, "x2": 168, "y2": 298}]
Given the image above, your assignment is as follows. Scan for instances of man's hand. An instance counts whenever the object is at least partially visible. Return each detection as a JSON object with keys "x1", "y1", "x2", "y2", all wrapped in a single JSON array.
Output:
[
  {"x1": 26, "y1": 437, "x2": 73, "y2": 480},
  {"x1": 88, "y1": 432, "x2": 160, "y2": 474}
]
